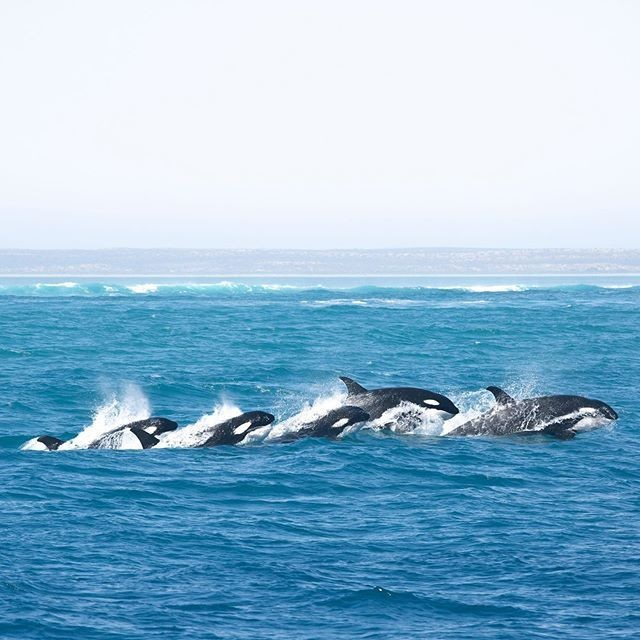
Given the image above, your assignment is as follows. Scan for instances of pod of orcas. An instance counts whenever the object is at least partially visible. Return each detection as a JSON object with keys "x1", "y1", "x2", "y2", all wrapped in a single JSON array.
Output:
[{"x1": 29, "y1": 376, "x2": 618, "y2": 451}]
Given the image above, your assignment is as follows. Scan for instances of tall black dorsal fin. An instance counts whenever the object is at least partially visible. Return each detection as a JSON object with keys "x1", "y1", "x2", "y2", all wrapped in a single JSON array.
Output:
[
  {"x1": 339, "y1": 376, "x2": 368, "y2": 396},
  {"x1": 486, "y1": 386, "x2": 516, "y2": 406},
  {"x1": 129, "y1": 427, "x2": 159, "y2": 449}
]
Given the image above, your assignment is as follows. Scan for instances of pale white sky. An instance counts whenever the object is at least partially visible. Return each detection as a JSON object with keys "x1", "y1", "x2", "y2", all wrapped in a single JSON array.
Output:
[{"x1": 0, "y1": 0, "x2": 638, "y2": 249}]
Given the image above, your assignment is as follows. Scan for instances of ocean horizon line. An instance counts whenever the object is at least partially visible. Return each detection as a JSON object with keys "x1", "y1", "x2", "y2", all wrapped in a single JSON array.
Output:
[{"x1": 1, "y1": 246, "x2": 639, "y2": 250}]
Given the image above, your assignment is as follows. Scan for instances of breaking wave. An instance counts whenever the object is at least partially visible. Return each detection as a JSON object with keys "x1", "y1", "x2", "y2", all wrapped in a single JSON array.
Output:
[{"x1": 1, "y1": 280, "x2": 640, "y2": 298}]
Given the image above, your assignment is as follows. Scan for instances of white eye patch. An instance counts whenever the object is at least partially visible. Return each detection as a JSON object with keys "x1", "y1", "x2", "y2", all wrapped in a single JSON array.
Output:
[
  {"x1": 233, "y1": 421, "x2": 252, "y2": 436},
  {"x1": 423, "y1": 399, "x2": 440, "y2": 406},
  {"x1": 332, "y1": 418, "x2": 350, "y2": 428}
]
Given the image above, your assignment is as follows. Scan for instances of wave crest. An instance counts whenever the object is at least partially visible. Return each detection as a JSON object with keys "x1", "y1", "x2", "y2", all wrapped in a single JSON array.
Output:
[{"x1": 1, "y1": 280, "x2": 639, "y2": 298}]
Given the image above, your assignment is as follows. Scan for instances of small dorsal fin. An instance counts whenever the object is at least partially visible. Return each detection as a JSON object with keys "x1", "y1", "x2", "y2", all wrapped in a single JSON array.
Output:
[
  {"x1": 36, "y1": 435, "x2": 65, "y2": 451},
  {"x1": 129, "y1": 426, "x2": 159, "y2": 449},
  {"x1": 339, "y1": 376, "x2": 367, "y2": 396},
  {"x1": 486, "y1": 386, "x2": 516, "y2": 406}
]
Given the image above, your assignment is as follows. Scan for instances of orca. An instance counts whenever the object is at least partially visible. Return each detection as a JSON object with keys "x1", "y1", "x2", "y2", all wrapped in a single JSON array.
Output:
[
  {"x1": 447, "y1": 386, "x2": 618, "y2": 439},
  {"x1": 28, "y1": 417, "x2": 178, "y2": 451},
  {"x1": 85, "y1": 417, "x2": 179, "y2": 450},
  {"x1": 271, "y1": 406, "x2": 370, "y2": 443},
  {"x1": 339, "y1": 376, "x2": 459, "y2": 420},
  {"x1": 195, "y1": 411, "x2": 276, "y2": 447}
]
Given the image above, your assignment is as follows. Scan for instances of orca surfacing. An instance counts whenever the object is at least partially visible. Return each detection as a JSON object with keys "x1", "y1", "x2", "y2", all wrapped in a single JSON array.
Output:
[
  {"x1": 339, "y1": 376, "x2": 459, "y2": 420},
  {"x1": 447, "y1": 387, "x2": 618, "y2": 439}
]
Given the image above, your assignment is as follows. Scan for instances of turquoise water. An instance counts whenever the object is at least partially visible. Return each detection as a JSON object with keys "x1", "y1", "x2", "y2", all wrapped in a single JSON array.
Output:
[{"x1": 1, "y1": 276, "x2": 639, "y2": 639}]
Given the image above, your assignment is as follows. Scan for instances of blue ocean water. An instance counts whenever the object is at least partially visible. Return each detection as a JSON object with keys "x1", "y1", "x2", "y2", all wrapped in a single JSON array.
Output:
[{"x1": 1, "y1": 276, "x2": 639, "y2": 639}]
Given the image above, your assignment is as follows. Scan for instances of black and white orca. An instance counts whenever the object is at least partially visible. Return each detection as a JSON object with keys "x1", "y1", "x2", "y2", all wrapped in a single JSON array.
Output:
[
  {"x1": 86, "y1": 417, "x2": 179, "y2": 449},
  {"x1": 271, "y1": 406, "x2": 370, "y2": 443},
  {"x1": 195, "y1": 411, "x2": 276, "y2": 447},
  {"x1": 31, "y1": 417, "x2": 179, "y2": 451},
  {"x1": 339, "y1": 376, "x2": 459, "y2": 420},
  {"x1": 447, "y1": 386, "x2": 618, "y2": 439}
]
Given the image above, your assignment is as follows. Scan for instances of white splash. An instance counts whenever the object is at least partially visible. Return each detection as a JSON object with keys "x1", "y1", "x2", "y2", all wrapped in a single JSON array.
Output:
[
  {"x1": 156, "y1": 402, "x2": 242, "y2": 448},
  {"x1": 59, "y1": 384, "x2": 151, "y2": 450},
  {"x1": 438, "y1": 390, "x2": 498, "y2": 435},
  {"x1": 262, "y1": 392, "x2": 346, "y2": 442}
]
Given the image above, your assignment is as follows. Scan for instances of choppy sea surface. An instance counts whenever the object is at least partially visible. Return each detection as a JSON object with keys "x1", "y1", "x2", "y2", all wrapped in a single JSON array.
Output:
[{"x1": 1, "y1": 275, "x2": 639, "y2": 639}]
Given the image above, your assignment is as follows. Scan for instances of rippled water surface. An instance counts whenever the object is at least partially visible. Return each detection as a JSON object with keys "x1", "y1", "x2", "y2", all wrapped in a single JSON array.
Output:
[{"x1": 1, "y1": 276, "x2": 639, "y2": 639}]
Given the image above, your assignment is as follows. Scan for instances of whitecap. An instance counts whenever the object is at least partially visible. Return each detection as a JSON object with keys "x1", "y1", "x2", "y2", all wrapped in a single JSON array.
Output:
[{"x1": 127, "y1": 283, "x2": 159, "y2": 294}]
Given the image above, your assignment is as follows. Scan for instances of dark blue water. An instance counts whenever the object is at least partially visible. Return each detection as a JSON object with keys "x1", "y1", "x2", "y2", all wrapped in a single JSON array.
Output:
[{"x1": 2, "y1": 277, "x2": 639, "y2": 639}]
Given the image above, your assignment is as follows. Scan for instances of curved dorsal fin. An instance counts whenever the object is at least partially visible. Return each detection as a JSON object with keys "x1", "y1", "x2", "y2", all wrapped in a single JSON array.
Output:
[
  {"x1": 486, "y1": 386, "x2": 516, "y2": 406},
  {"x1": 36, "y1": 435, "x2": 65, "y2": 451},
  {"x1": 339, "y1": 376, "x2": 367, "y2": 396}
]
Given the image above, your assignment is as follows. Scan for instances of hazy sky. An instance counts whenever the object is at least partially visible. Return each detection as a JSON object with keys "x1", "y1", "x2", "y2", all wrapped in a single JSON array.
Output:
[{"x1": 0, "y1": 1, "x2": 638, "y2": 249}]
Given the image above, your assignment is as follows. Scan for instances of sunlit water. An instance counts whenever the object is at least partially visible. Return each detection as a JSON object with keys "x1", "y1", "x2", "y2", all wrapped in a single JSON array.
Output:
[{"x1": 1, "y1": 276, "x2": 639, "y2": 639}]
